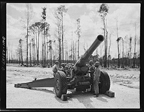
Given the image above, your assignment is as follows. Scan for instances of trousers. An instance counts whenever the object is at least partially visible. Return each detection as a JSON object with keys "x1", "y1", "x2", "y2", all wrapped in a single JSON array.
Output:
[{"x1": 93, "y1": 67, "x2": 100, "y2": 94}]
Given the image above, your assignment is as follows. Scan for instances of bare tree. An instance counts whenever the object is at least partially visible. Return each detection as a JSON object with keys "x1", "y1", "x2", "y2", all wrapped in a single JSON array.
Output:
[
  {"x1": 56, "y1": 5, "x2": 68, "y2": 62},
  {"x1": 108, "y1": 32, "x2": 112, "y2": 68},
  {"x1": 18, "y1": 39, "x2": 23, "y2": 65},
  {"x1": 98, "y1": 3, "x2": 109, "y2": 68},
  {"x1": 49, "y1": 40, "x2": 53, "y2": 66},
  {"x1": 41, "y1": 7, "x2": 47, "y2": 67},
  {"x1": 54, "y1": 7, "x2": 63, "y2": 67},
  {"x1": 121, "y1": 37, "x2": 124, "y2": 68},
  {"x1": 129, "y1": 37, "x2": 132, "y2": 67},
  {"x1": 116, "y1": 37, "x2": 122, "y2": 67},
  {"x1": 108, "y1": 33, "x2": 112, "y2": 57},
  {"x1": 41, "y1": 22, "x2": 50, "y2": 65},
  {"x1": 115, "y1": 18, "x2": 120, "y2": 68},
  {"x1": 31, "y1": 38, "x2": 36, "y2": 65},
  {"x1": 29, "y1": 24, "x2": 36, "y2": 66},
  {"x1": 45, "y1": 24, "x2": 50, "y2": 66},
  {"x1": 26, "y1": 4, "x2": 30, "y2": 66},
  {"x1": 29, "y1": 42, "x2": 32, "y2": 67},
  {"x1": 25, "y1": 3, "x2": 33, "y2": 67},
  {"x1": 76, "y1": 18, "x2": 81, "y2": 59},
  {"x1": 35, "y1": 22, "x2": 41, "y2": 65},
  {"x1": 133, "y1": 22, "x2": 137, "y2": 68}
]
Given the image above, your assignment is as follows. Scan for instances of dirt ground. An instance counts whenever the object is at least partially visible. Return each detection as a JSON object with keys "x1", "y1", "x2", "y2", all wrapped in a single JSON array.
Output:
[{"x1": 6, "y1": 64, "x2": 140, "y2": 109}]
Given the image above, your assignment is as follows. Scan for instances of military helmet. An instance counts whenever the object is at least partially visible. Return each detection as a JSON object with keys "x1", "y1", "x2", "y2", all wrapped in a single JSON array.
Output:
[
  {"x1": 89, "y1": 60, "x2": 93, "y2": 65},
  {"x1": 95, "y1": 61, "x2": 100, "y2": 67},
  {"x1": 55, "y1": 61, "x2": 59, "y2": 64},
  {"x1": 61, "y1": 63, "x2": 66, "y2": 67}
]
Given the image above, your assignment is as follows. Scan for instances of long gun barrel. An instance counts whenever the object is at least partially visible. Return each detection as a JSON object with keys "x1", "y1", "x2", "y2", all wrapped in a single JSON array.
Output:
[{"x1": 74, "y1": 35, "x2": 104, "y2": 67}]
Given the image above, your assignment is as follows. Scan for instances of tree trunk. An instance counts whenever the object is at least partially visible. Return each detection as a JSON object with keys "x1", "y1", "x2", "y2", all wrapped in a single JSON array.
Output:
[
  {"x1": 129, "y1": 38, "x2": 132, "y2": 67},
  {"x1": 122, "y1": 39, "x2": 124, "y2": 68},
  {"x1": 26, "y1": 4, "x2": 30, "y2": 67},
  {"x1": 30, "y1": 43, "x2": 32, "y2": 67},
  {"x1": 21, "y1": 44, "x2": 23, "y2": 65},
  {"x1": 133, "y1": 24, "x2": 137, "y2": 68},
  {"x1": 59, "y1": 38, "x2": 61, "y2": 67},
  {"x1": 19, "y1": 48, "x2": 20, "y2": 65},
  {"x1": 104, "y1": 31, "x2": 108, "y2": 68},
  {"x1": 62, "y1": 13, "x2": 64, "y2": 62},
  {"x1": 33, "y1": 44, "x2": 35, "y2": 66},
  {"x1": 73, "y1": 41, "x2": 74, "y2": 61},
  {"x1": 35, "y1": 31, "x2": 38, "y2": 65},
  {"x1": 103, "y1": 18, "x2": 107, "y2": 68},
  {"x1": 116, "y1": 19, "x2": 120, "y2": 68},
  {"x1": 43, "y1": 22, "x2": 46, "y2": 67},
  {"x1": 118, "y1": 42, "x2": 120, "y2": 68},
  {"x1": 37, "y1": 30, "x2": 40, "y2": 65}
]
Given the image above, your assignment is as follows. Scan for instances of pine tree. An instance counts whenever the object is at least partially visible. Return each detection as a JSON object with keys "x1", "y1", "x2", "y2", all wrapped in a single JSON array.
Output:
[{"x1": 98, "y1": 3, "x2": 109, "y2": 68}]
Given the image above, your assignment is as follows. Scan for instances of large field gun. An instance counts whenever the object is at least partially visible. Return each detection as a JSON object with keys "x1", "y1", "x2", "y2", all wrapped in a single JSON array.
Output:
[
  {"x1": 54, "y1": 35, "x2": 111, "y2": 99},
  {"x1": 15, "y1": 35, "x2": 114, "y2": 101}
]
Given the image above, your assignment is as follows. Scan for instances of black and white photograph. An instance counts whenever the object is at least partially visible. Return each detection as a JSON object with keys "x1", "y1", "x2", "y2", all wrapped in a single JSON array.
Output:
[{"x1": 5, "y1": 3, "x2": 140, "y2": 109}]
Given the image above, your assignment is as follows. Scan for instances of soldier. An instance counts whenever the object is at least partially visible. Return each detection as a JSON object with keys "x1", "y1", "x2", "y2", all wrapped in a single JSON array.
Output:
[
  {"x1": 61, "y1": 63, "x2": 67, "y2": 74},
  {"x1": 61, "y1": 63, "x2": 66, "y2": 71},
  {"x1": 89, "y1": 60, "x2": 95, "y2": 73},
  {"x1": 93, "y1": 61, "x2": 101, "y2": 97},
  {"x1": 88, "y1": 60, "x2": 95, "y2": 93},
  {"x1": 52, "y1": 61, "x2": 59, "y2": 77}
]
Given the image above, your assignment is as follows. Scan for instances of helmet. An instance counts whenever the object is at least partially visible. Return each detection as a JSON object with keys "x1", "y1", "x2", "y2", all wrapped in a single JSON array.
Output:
[
  {"x1": 89, "y1": 60, "x2": 93, "y2": 65},
  {"x1": 55, "y1": 61, "x2": 59, "y2": 64},
  {"x1": 95, "y1": 61, "x2": 100, "y2": 67},
  {"x1": 61, "y1": 63, "x2": 66, "y2": 67}
]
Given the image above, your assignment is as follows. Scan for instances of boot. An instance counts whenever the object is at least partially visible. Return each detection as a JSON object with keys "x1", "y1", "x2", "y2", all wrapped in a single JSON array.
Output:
[{"x1": 95, "y1": 94, "x2": 99, "y2": 97}]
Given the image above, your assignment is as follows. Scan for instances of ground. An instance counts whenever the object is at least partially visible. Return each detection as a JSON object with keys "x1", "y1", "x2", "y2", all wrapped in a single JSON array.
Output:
[{"x1": 6, "y1": 64, "x2": 140, "y2": 108}]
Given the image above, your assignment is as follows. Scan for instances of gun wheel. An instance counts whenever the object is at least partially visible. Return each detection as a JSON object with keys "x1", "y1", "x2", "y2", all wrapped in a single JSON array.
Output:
[
  {"x1": 99, "y1": 71, "x2": 110, "y2": 94},
  {"x1": 54, "y1": 71, "x2": 67, "y2": 98}
]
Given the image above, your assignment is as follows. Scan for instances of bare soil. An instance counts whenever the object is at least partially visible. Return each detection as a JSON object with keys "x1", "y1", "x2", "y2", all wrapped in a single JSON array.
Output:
[{"x1": 6, "y1": 64, "x2": 140, "y2": 108}]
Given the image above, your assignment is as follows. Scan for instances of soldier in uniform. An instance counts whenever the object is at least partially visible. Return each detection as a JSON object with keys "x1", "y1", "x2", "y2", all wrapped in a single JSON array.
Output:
[
  {"x1": 52, "y1": 61, "x2": 59, "y2": 77},
  {"x1": 89, "y1": 60, "x2": 95, "y2": 73},
  {"x1": 61, "y1": 63, "x2": 66, "y2": 71},
  {"x1": 88, "y1": 60, "x2": 95, "y2": 93},
  {"x1": 93, "y1": 61, "x2": 101, "y2": 97}
]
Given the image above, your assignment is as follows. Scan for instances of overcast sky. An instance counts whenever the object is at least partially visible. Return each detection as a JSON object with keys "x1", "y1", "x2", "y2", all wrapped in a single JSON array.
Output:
[{"x1": 7, "y1": 3, "x2": 140, "y2": 60}]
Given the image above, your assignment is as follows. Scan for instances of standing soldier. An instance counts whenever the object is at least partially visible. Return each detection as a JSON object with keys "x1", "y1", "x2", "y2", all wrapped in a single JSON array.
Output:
[
  {"x1": 93, "y1": 61, "x2": 101, "y2": 97},
  {"x1": 52, "y1": 61, "x2": 59, "y2": 77},
  {"x1": 88, "y1": 60, "x2": 95, "y2": 93}
]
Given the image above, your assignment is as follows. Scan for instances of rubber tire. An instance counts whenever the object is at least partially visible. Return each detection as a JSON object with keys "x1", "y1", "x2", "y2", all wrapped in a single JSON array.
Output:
[
  {"x1": 99, "y1": 71, "x2": 110, "y2": 94},
  {"x1": 54, "y1": 71, "x2": 67, "y2": 98}
]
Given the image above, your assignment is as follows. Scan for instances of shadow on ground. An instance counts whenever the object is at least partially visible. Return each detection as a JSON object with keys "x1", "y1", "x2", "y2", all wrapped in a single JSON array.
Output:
[{"x1": 16, "y1": 87, "x2": 114, "y2": 108}]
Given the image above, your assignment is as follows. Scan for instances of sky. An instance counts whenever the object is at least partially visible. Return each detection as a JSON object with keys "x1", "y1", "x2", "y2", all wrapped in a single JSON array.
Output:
[{"x1": 6, "y1": 3, "x2": 140, "y2": 60}]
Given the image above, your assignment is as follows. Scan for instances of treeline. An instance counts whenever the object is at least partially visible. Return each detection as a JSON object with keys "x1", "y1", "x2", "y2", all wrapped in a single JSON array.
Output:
[
  {"x1": 6, "y1": 59, "x2": 76, "y2": 67},
  {"x1": 100, "y1": 57, "x2": 140, "y2": 68},
  {"x1": 6, "y1": 57, "x2": 140, "y2": 69}
]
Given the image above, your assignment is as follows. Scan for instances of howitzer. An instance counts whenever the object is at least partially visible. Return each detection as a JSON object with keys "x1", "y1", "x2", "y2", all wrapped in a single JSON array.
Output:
[
  {"x1": 14, "y1": 35, "x2": 114, "y2": 101},
  {"x1": 53, "y1": 35, "x2": 112, "y2": 99}
]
